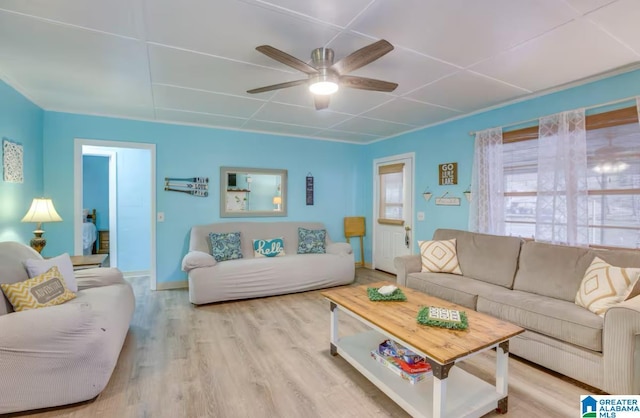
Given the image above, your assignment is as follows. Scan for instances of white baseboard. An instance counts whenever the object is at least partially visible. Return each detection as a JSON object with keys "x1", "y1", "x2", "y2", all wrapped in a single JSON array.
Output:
[
  {"x1": 156, "y1": 280, "x2": 189, "y2": 290},
  {"x1": 356, "y1": 262, "x2": 373, "y2": 269},
  {"x1": 123, "y1": 270, "x2": 150, "y2": 279}
]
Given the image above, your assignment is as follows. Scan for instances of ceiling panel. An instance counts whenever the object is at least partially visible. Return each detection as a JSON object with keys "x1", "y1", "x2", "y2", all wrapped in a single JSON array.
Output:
[
  {"x1": 0, "y1": 0, "x2": 141, "y2": 38},
  {"x1": 255, "y1": 0, "x2": 371, "y2": 27},
  {"x1": 327, "y1": 33, "x2": 460, "y2": 96},
  {"x1": 350, "y1": 0, "x2": 578, "y2": 67},
  {"x1": 564, "y1": 0, "x2": 619, "y2": 14},
  {"x1": 153, "y1": 84, "x2": 266, "y2": 118},
  {"x1": 155, "y1": 108, "x2": 247, "y2": 128},
  {"x1": 271, "y1": 84, "x2": 393, "y2": 115},
  {"x1": 148, "y1": 45, "x2": 299, "y2": 99},
  {"x1": 587, "y1": 0, "x2": 640, "y2": 55},
  {"x1": 470, "y1": 19, "x2": 638, "y2": 91},
  {"x1": 332, "y1": 116, "x2": 414, "y2": 137},
  {"x1": 0, "y1": 10, "x2": 152, "y2": 112},
  {"x1": 243, "y1": 119, "x2": 321, "y2": 137},
  {"x1": 145, "y1": 0, "x2": 340, "y2": 70},
  {"x1": 252, "y1": 102, "x2": 351, "y2": 128},
  {"x1": 361, "y1": 98, "x2": 461, "y2": 126},
  {"x1": 408, "y1": 71, "x2": 530, "y2": 112}
]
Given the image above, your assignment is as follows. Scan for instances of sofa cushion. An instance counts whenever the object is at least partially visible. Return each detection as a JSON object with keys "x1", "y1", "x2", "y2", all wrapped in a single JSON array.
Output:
[
  {"x1": 1, "y1": 266, "x2": 76, "y2": 312},
  {"x1": 575, "y1": 257, "x2": 640, "y2": 316},
  {"x1": 513, "y1": 241, "x2": 593, "y2": 302},
  {"x1": 24, "y1": 253, "x2": 78, "y2": 292},
  {"x1": 208, "y1": 232, "x2": 243, "y2": 262},
  {"x1": 253, "y1": 237, "x2": 285, "y2": 258},
  {"x1": 433, "y1": 229, "x2": 522, "y2": 288},
  {"x1": 406, "y1": 272, "x2": 509, "y2": 310},
  {"x1": 418, "y1": 239, "x2": 462, "y2": 274},
  {"x1": 0, "y1": 242, "x2": 43, "y2": 316},
  {"x1": 478, "y1": 290, "x2": 603, "y2": 352},
  {"x1": 297, "y1": 227, "x2": 326, "y2": 254}
]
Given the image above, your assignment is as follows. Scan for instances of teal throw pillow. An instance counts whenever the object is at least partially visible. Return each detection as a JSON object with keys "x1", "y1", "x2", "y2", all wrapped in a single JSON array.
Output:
[
  {"x1": 253, "y1": 237, "x2": 285, "y2": 258},
  {"x1": 209, "y1": 232, "x2": 243, "y2": 262},
  {"x1": 297, "y1": 227, "x2": 326, "y2": 254}
]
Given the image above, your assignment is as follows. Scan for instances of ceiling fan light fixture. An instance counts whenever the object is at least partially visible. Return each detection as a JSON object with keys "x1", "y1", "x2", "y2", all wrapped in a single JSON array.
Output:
[{"x1": 309, "y1": 80, "x2": 338, "y2": 95}]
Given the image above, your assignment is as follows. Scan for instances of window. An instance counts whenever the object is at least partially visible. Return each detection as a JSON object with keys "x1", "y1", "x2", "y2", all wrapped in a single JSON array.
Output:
[
  {"x1": 503, "y1": 106, "x2": 640, "y2": 249},
  {"x1": 378, "y1": 163, "x2": 405, "y2": 225}
]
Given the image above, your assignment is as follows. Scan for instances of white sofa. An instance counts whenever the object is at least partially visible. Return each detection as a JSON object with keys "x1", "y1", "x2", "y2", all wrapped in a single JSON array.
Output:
[
  {"x1": 182, "y1": 222, "x2": 355, "y2": 304},
  {"x1": 0, "y1": 242, "x2": 135, "y2": 414}
]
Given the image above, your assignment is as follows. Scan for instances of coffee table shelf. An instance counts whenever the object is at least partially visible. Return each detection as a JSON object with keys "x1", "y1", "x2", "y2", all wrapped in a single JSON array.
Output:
[{"x1": 337, "y1": 329, "x2": 502, "y2": 418}]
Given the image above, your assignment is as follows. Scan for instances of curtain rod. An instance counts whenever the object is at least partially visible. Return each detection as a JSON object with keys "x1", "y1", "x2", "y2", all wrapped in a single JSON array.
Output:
[{"x1": 468, "y1": 94, "x2": 638, "y2": 136}]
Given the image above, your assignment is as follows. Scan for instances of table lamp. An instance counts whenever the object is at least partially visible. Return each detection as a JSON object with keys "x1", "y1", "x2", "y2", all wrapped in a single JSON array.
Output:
[
  {"x1": 272, "y1": 196, "x2": 282, "y2": 211},
  {"x1": 21, "y1": 198, "x2": 63, "y2": 253}
]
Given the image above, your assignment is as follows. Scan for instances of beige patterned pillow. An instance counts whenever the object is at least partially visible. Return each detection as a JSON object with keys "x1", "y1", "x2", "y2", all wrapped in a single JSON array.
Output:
[
  {"x1": 0, "y1": 266, "x2": 76, "y2": 312},
  {"x1": 418, "y1": 239, "x2": 462, "y2": 275},
  {"x1": 575, "y1": 257, "x2": 640, "y2": 316}
]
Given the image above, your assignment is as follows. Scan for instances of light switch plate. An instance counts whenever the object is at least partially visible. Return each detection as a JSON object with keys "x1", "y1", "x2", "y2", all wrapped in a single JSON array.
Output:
[
  {"x1": 157, "y1": 212, "x2": 165, "y2": 222},
  {"x1": 417, "y1": 211, "x2": 425, "y2": 221}
]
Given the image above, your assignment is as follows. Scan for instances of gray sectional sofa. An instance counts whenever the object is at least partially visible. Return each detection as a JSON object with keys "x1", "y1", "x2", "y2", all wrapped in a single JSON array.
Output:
[
  {"x1": 0, "y1": 242, "x2": 135, "y2": 414},
  {"x1": 183, "y1": 221, "x2": 355, "y2": 305},
  {"x1": 394, "y1": 228, "x2": 640, "y2": 395}
]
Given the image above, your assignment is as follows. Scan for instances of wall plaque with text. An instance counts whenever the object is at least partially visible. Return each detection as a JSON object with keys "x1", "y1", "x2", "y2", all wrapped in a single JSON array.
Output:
[{"x1": 439, "y1": 162, "x2": 458, "y2": 185}]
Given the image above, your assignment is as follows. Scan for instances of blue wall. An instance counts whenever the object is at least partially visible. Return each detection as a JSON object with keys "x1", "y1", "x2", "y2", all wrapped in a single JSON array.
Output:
[
  {"x1": 0, "y1": 82, "x2": 44, "y2": 247},
  {"x1": 41, "y1": 112, "x2": 362, "y2": 283},
  {"x1": 82, "y1": 155, "x2": 109, "y2": 230},
  {"x1": 363, "y1": 69, "x2": 640, "y2": 261}
]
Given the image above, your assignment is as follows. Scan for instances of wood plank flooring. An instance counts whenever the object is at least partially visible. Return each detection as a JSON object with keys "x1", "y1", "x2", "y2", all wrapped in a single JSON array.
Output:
[{"x1": 14, "y1": 268, "x2": 597, "y2": 418}]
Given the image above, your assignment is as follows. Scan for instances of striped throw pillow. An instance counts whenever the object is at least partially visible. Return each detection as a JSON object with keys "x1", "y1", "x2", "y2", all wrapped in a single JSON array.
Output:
[
  {"x1": 418, "y1": 239, "x2": 462, "y2": 275},
  {"x1": 575, "y1": 257, "x2": 640, "y2": 316},
  {"x1": 0, "y1": 266, "x2": 76, "y2": 312}
]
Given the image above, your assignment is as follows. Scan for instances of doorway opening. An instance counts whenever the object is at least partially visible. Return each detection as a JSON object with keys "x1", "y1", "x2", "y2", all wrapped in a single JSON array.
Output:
[{"x1": 74, "y1": 139, "x2": 157, "y2": 289}]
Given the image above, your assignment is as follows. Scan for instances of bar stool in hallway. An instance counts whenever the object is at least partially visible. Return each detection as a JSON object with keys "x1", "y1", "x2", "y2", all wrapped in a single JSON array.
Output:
[{"x1": 344, "y1": 216, "x2": 365, "y2": 267}]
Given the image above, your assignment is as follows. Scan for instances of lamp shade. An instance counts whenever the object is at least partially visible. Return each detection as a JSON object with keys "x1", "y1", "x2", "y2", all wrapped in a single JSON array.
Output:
[
  {"x1": 272, "y1": 196, "x2": 282, "y2": 205},
  {"x1": 21, "y1": 198, "x2": 63, "y2": 223}
]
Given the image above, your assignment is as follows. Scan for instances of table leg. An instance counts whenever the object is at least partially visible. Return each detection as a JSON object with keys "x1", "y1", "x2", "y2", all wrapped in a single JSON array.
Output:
[
  {"x1": 496, "y1": 341, "x2": 509, "y2": 414},
  {"x1": 330, "y1": 302, "x2": 338, "y2": 356},
  {"x1": 425, "y1": 360, "x2": 454, "y2": 418}
]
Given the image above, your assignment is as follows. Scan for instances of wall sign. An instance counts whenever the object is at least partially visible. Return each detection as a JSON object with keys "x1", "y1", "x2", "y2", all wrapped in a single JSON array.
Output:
[
  {"x1": 306, "y1": 173, "x2": 314, "y2": 205},
  {"x1": 439, "y1": 162, "x2": 458, "y2": 185}
]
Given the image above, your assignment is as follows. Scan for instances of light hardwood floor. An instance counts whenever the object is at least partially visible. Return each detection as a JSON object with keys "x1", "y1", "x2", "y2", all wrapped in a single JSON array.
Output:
[{"x1": 16, "y1": 268, "x2": 597, "y2": 418}]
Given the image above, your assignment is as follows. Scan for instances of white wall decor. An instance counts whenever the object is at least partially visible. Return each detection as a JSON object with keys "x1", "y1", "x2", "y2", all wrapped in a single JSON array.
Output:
[{"x1": 3, "y1": 138, "x2": 24, "y2": 183}]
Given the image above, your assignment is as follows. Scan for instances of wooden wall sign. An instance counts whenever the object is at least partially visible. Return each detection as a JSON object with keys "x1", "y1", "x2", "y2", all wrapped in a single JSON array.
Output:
[
  {"x1": 439, "y1": 162, "x2": 458, "y2": 185},
  {"x1": 306, "y1": 173, "x2": 314, "y2": 205}
]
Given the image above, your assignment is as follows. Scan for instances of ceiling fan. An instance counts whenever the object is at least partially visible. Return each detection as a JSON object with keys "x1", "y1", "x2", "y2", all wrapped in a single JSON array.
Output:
[{"x1": 247, "y1": 39, "x2": 398, "y2": 110}]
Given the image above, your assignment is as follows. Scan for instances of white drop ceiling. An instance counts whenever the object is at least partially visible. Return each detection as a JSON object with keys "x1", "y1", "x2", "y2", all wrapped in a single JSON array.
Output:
[{"x1": 0, "y1": 0, "x2": 639, "y2": 144}]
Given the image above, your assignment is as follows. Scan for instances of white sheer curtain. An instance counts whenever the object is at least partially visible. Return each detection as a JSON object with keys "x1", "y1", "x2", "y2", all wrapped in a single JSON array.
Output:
[
  {"x1": 469, "y1": 127, "x2": 504, "y2": 234},
  {"x1": 536, "y1": 109, "x2": 588, "y2": 246}
]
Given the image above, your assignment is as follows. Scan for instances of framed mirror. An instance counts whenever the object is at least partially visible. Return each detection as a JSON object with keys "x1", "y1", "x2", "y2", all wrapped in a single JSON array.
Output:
[{"x1": 220, "y1": 167, "x2": 287, "y2": 217}]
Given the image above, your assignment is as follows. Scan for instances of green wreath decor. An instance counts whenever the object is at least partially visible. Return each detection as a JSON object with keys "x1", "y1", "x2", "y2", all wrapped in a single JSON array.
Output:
[
  {"x1": 367, "y1": 287, "x2": 407, "y2": 302},
  {"x1": 417, "y1": 306, "x2": 468, "y2": 330}
]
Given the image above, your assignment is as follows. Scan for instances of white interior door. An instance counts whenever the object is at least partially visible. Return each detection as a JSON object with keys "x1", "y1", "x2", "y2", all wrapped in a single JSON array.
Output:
[{"x1": 373, "y1": 154, "x2": 414, "y2": 274}]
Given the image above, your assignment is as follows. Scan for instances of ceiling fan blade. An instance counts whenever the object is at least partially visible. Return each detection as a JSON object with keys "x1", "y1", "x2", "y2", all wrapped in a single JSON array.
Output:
[
  {"x1": 314, "y1": 95, "x2": 330, "y2": 110},
  {"x1": 247, "y1": 79, "x2": 308, "y2": 94},
  {"x1": 340, "y1": 75, "x2": 398, "y2": 92},
  {"x1": 330, "y1": 39, "x2": 394, "y2": 75},
  {"x1": 256, "y1": 45, "x2": 318, "y2": 75}
]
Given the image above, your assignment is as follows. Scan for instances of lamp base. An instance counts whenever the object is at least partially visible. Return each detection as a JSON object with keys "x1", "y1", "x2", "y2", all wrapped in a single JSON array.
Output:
[{"x1": 30, "y1": 230, "x2": 46, "y2": 254}]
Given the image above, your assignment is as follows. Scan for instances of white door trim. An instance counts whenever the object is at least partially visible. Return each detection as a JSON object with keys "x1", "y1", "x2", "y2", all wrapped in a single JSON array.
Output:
[
  {"x1": 372, "y1": 152, "x2": 415, "y2": 271},
  {"x1": 74, "y1": 138, "x2": 157, "y2": 290}
]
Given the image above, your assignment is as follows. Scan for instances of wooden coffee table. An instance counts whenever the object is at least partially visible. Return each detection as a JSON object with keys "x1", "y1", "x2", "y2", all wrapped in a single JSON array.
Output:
[{"x1": 321, "y1": 281, "x2": 524, "y2": 418}]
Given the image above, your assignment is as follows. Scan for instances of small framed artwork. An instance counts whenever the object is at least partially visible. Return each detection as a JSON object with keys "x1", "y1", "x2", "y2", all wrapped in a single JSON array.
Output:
[{"x1": 3, "y1": 138, "x2": 24, "y2": 183}]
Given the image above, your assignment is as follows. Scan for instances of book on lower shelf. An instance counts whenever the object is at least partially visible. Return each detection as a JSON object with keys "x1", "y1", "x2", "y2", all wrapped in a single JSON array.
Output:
[{"x1": 370, "y1": 350, "x2": 432, "y2": 384}]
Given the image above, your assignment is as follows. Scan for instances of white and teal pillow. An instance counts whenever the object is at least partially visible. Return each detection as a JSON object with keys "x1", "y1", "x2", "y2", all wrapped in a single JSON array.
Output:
[
  {"x1": 253, "y1": 237, "x2": 285, "y2": 258},
  {"x1": 297, "y1": 227, "x2": 326, "y2": 254},
  {"x1": 209, "y1": 232, "x2": 243, "y2": 262}
]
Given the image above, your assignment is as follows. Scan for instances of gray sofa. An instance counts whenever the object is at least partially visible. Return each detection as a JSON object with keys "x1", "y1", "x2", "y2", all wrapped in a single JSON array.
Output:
[
  {"x1": 394, "y1": 228, "x2": 640, "y2": 395},
  {"x1": 183, "y1": 221, "x2": 355, "y2": 305},
  {"x1": 0, "y1": 242, "x2": 135, "y2": 414}
]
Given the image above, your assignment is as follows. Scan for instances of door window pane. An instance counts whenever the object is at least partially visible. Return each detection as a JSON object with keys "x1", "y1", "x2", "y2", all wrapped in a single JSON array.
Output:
[{"x1": 380, "y1": 172, "x2": 403, "y2": 220}]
